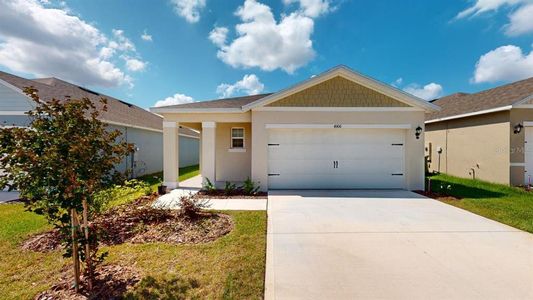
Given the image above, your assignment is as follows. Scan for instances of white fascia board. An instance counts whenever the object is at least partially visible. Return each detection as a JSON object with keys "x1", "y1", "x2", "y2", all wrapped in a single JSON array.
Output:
[
  {"x1": 265, "y1": 123, "x2": 412, "y2": 129},
  {"x1": 150, "y1": 107, "x2": 243, "y2": 114},
  {"x1": 0, "y1": 111, "x2": 28, "y2": 115},
  {"x1": 425, "y1": 105, "x2": 513, "y2": 124},
  {"x1": 243, "y1": 66, "x2": 440, "y2": 112},
  {"x1": 254, "y1": 107, "x2": 423, "y2": 112},
  {"x1": 104, "y1": 120, "x2": 163, "y2": 133}
]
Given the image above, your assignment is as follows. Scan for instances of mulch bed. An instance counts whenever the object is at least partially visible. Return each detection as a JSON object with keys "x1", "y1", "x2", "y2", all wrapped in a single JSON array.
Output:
[
  {"x1": 22, "y1": 194, "x2": 234, "y2": 253},
  {"x1": 196, "y1": 190, "x2": 267, "y2": 199},
  {"x1": 35, "y1": 264, "x2": 140, "y2": 300},
  {"x1": 414, "y1": 190, "x2": 461, "y2": 201}
]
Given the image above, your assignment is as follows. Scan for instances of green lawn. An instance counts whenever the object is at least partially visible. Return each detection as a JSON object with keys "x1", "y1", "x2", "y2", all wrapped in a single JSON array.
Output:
[
  {"x1": 0, "y1": 163, "x2": 267, "y2": 299},
  {"x1": 429, "y1": 173, "x2": 533, "y2": 233}
]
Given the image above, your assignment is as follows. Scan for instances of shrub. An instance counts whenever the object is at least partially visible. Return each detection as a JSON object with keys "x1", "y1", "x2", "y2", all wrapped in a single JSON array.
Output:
[
  {"x1": 241, "y1": 178, "x2": 260, "y2": 195},
  {"x1": 178, "y1": 195, "x2": 211, "y2": 218},
  {"x1": 93, "y1": 179, "x2": 152, "y2": 213},
  {"x1": 201, "y1": 178, "x2": 216, "y2": 194},
  {"x1": 224, "y1": 181, "x2": 237, "y2": 196}
]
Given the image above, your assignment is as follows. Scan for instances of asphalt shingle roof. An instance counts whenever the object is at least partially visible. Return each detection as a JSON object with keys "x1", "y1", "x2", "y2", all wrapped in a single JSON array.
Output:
[
  {"x1": 157, "y1": 93, "x2": 273, "y2": 109},
  {"x1": 427, "y1": 77, "x2": 533, "y2": 121},
  {"x1": 0, "y1": 71, "x2": 193, "y2": 135}
]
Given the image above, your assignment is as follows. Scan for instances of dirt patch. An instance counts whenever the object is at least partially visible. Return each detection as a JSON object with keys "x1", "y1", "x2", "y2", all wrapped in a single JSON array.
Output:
[
  {"x1": 414, "y1": 190, "x2": 462, "y2": 201},
  {"x1": 35, "y1": 264, "x2": 140, "y2": 300},
  {"x1": 22, "y1": 194, "x2": 234, "y2": 252}
]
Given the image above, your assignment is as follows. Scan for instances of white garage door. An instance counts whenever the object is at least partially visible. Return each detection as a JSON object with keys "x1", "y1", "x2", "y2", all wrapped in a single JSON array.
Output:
[{"x1": 268, "y1": 128, "x2": 406, "y2": 189}]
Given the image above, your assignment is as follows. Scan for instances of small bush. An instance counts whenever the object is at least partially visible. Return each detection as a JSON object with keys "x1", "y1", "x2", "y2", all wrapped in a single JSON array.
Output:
[
  {"x1": 202, "y1": 177, "x2": 216, "y2": 194},
  {"x1": 224, "y1": 181, "x2": 237, "y2": 196},
  {"x1": 241, "y1": 178, "x2": 260, "y2": 195},
  {"x1": 179, "y1": 195, "x2": 211, "y2": 218}
]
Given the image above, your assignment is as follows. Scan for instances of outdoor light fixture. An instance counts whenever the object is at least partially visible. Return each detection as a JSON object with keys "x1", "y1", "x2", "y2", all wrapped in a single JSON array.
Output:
[
  {"x1": 415, "y1": 126, "x2": 423, "y2": 139},
  {"x1": 514, "y1": 123, "x2": 523, "y2": 134}
]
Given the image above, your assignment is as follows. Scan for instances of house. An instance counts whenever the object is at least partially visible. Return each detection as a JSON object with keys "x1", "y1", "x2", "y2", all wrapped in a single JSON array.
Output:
[
  {"x1": 151, "y1": 66, "x2": 440, "y2": 191},
  {"x1": 0, "y1": 70, "x2": 199, "y2": 177},
  {"x1": 425, "y1": 76, "x2": 533, "y2": 186}
]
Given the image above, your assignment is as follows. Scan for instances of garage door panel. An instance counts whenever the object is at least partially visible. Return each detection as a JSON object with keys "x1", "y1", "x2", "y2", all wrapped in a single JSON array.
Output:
[{"x1": 268, "y1": 128, "x2": 406, "y2": 189}]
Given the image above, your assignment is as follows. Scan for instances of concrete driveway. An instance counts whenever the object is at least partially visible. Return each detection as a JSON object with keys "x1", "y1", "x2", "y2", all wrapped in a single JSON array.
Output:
[{"x1": 265, "y1": 190, "x2": 533, "y2": 300}]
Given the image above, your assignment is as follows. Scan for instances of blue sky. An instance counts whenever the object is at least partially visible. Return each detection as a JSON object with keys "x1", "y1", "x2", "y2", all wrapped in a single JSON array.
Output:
[{"x1": 0, "y1": 0, "x2": 532, "y2": 108}]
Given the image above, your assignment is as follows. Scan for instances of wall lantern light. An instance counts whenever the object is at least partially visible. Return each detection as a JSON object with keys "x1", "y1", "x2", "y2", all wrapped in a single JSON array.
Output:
[
  {"x1": 514, "y1": 123, "x2": 523, "y2": 134},
  {"x1": 415, "y1": 126, "x2": 423, "y2": 139}
]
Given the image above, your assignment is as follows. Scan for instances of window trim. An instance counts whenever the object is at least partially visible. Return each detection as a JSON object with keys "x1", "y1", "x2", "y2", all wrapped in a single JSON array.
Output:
[{"x1": 230, "y1": 127, "x2": 245, "y2": 149}]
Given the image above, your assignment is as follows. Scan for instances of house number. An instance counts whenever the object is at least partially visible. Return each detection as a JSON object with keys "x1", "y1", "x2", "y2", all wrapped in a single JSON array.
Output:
[{"x1": 333, "y1": 124, "x2": 342, "y2": 128}]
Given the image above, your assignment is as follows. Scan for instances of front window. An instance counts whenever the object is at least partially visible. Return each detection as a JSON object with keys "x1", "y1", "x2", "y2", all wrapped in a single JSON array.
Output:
[{"x1": 231, "y1": 127, "x2": 245, "y2": 148}]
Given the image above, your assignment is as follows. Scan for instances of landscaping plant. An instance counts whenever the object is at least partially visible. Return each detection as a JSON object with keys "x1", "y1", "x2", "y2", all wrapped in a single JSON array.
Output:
[
  {"x1": 224, "y1": 181, "x2": 237, "y2": 196},
  {"x1": 241, "y1": 178, "x2": 260, "y2": 195},
  {"x1": 0, "y1": 88, "x2": 132, "y2": 292}
]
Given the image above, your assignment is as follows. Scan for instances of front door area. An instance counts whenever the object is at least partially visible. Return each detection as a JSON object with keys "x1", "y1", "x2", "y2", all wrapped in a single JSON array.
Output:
[{"x1": 267, "y1": 128, "x2": 406, "y2": 189}]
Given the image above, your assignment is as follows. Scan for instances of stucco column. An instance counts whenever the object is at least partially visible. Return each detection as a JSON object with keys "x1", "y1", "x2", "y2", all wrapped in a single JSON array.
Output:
[
  {"x1": 163, "y1": 121, "x2": 179, "y2": 189},
  {"x1": 201, "y1": 122, "x2": 216, "y2": 184}
]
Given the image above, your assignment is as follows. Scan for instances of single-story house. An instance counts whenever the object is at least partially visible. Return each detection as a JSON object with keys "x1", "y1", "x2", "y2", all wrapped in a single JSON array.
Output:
[
  {"x1": 425, "y1": 76, "x2": 533, "y2": 186},
  {"x1": 0, "y1": 70, "x2": 199, "y2": 177},
  {"x1": 151, "y1": 66, "x2": 440, "y2": 191}
]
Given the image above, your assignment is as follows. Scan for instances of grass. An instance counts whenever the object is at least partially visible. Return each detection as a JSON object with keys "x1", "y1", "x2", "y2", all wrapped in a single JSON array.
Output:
[
  {"x1": 429, "y1": 173, "x2": 533, "y2": 233},
  {"x1": 0, "y1": 202, "x2": 266, "y2": 299}
]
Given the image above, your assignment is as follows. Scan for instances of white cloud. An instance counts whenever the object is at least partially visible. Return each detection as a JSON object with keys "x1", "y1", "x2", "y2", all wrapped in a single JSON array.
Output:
[
  {"x1": 154, "y1": 93, "x2": 195, "y2": 107},
  {"x1": 141, "y1": 29, "x2": 153, "y2": 41},
  {"x1": 403, "y1": 83, "x2": 444, "y2": 100},
  {"x1": 170, "y1": 0, "x2": 206, "y2": 23},
  {"x1": 283, "y1": 0, "x2": 331, "y2": 17},
  {"x1": 504, "y1": 3, "x2": 533, "y2": 35},
  {"x1": 216, "y1": 74, "x2": 264, "y2": 98},
  {"x1": 124, "y1": 57, "x2": 146, "y2": 72},
  {"x1": 0, "y1": 0, "x2": 145, "y2": 88},
  {"x1": 391, "y1": 77, "x2": 403, "y2": 87},
  {"x1": 209, "y1": 27, "x2": 228, "y2": 47},
  {"x1": 472, "y1": 45, "x2": 533, "y2": 83},
  {"x1": 211, "y1": 0, "x2": 315, "y2": 73},
  {"x1": 455, "y1": 0, "x2": 523, "y2": 19}
]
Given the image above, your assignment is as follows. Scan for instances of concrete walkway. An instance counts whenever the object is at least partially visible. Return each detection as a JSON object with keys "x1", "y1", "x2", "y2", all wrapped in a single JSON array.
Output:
[
  {"x1": 265, "y1": 190, "x2": 533, "y2": 300},
  {"x1": 152, "y1": 175, "x2": 266, "y2": 210},
  {"x1": 0, "y1": 191, "x2": 19, "y2": 203}
]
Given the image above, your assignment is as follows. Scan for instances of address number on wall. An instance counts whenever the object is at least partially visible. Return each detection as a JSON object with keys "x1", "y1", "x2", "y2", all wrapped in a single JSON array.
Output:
[{"x1": 333, "y1": 124, "x2": 342, "y2": 128}]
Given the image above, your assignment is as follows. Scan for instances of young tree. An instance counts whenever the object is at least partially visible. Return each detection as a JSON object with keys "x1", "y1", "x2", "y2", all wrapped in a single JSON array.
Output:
[{"x1": 0, "y1": 87, "x2": 132, "y2": 292}]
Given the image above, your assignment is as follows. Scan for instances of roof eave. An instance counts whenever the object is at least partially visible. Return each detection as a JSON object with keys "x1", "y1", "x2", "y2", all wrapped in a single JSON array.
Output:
[{"x1": 149, "y1": 107, "x2": 245, "y2": 114}]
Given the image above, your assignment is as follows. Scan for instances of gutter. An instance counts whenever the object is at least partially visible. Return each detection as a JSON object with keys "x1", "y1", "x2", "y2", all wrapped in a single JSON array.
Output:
[{"x1": 425, "y1": 105, "x2": 512, "y2": 124}]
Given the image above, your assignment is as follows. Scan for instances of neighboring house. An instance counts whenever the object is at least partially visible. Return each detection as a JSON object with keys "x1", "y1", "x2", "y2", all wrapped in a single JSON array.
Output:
[
  {"x1": 425, "y1": 76, "x2": 533, "y2": 186},
  {"x1": 0, "y1": 70, "x2": 199, "y2": 178},
  {"x1": 151, "y1": 66, "x2": 440, "y2": 191}
]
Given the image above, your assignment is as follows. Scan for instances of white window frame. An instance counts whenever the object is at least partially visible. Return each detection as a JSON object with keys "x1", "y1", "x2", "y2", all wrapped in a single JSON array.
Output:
[{"x1": 230, "y1": 127, "x2": 245, "y2": 152}]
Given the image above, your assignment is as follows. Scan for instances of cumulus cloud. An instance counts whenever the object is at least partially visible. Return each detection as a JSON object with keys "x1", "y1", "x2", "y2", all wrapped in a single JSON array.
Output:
[
  {"x1": 403, "y1": 83, "x2": 444, "y2": 100},
  {"x1": 154, "y1": 93, "x2": 195, "y2": 107},
  {"x1": 123, "y1": 57, "x2": 146, "y2": 71},
  {"x1": 504, "y1": 3, "x2": 533, "y2": 35},
  {"x1": 0, "y1": 0, "x2": 146, "y2": 88},
  {"x1": 472, "y1": 45, "x2": 533, "y2": 83},
  {"x1": 210, "y1": 0, "x2": 315, "y2": 73},
  {"x1": 283, "y1": 0, "x2": 331, "y2": 17},
  {"x1": 216, "y1": 74, "x2": 264, "y2": 98},
  {"x1": 141, "y1": 29, "x2": 153, "y2": 41},
  {"x1": 209, "y1": 27, "x2": 228, "y2": 47},
  {"x1": 170, "y1": 0, "x2": 206, "y2": 23}
]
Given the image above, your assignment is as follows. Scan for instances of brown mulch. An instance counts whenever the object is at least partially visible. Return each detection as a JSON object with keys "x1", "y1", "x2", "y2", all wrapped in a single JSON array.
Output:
[
  {"x1": 196, "y1": 190, "x2": 268, "y2": 199},
  {"x1": 35, "y1": 264, "x2": 140, "y2": 300},
  {"x1": 414, "y1": 190, "x2": 461, "y2": 201},
  {"x1": 22, "y1": 194, "x2": 234, "y2": 253}
]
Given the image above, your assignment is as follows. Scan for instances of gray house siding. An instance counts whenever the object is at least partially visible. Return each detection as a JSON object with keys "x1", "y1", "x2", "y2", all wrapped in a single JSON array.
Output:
[
  {"x1": 110, "y1": 125, "x2": 199, "y2": 177},
  {"x1": 0, "y1": 80, "x2": 36, "y2": 112}
]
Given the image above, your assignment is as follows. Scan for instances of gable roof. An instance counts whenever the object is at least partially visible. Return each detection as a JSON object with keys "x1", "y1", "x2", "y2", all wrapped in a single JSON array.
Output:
[
  {"x1": 0, "y1": 71, "x2": 167, "y2": 132},
  {"x1": 426, "y1": 77, "x2": 533, "y2": 123},
  {"x1": 151, "y1": 65, "x2": 440, "y2": 113}
]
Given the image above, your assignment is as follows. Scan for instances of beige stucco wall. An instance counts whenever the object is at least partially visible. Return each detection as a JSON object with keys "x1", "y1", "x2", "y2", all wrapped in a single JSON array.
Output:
[
  {"x1": 251, "y1": 111, "x2": 426, "y2": 191},
  {"x1": 215, "y1": 122, "x2": 252, "y2": 182},
  {"x1": 425, "y1": 111, "x2": 510, "y2": 184},
  {"x1": 509, "y1": 109, "x2": 533, "y2": 185},
  {"x1": 266, "y1": 76, "x2": 409, "y2": 107}
]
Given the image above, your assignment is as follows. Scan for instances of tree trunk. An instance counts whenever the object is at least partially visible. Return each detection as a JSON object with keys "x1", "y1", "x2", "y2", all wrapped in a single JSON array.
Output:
[
  {"x1": 71, "y1": 209, "x2": 80, "y2": 292},
  {"x1": 82, "y1": 198, "x2": 93, "y2": 290}
]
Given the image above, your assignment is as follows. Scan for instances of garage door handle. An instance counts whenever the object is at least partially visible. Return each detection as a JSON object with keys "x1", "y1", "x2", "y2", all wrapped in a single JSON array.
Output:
[{"x1": 391, "y1": 173, "x2": 404, "y2": 176}]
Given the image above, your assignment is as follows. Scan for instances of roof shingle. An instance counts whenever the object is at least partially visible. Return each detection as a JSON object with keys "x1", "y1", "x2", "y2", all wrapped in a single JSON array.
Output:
[
  {"x1": 155, "y1": 93, "x2": 272, "y2": 109},
  {"x1": 427, "y1": 77, "x2": 533, "y2": 121}
]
